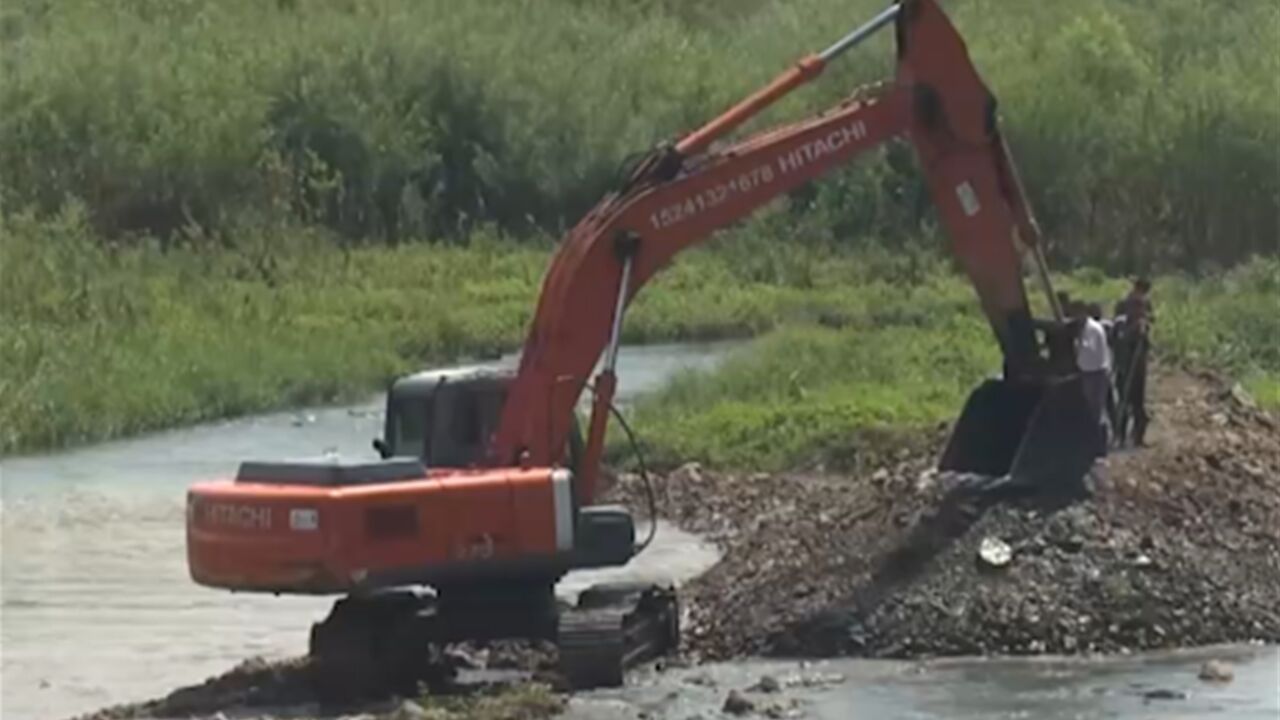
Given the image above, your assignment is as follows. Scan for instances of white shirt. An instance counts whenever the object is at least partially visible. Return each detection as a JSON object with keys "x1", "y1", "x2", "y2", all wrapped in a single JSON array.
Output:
[{"x1": 1076, "y1": 317, "x2": 1111, "y2": 373}]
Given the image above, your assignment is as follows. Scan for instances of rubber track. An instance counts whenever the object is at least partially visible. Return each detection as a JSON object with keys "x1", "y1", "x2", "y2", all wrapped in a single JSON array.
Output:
[{"x1": 558, "y1": 608, "x2": 628, "y2": 689}]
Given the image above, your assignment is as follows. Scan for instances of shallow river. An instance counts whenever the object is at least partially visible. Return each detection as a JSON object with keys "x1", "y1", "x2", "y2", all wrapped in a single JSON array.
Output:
[
  {"x1": 0, "y1": 343, "x2": 735, "y2": 720},
  {"x1": 2, "y1": 340, "x2": 1276, "y2": 720},
  {"x1": 570, "y1": 645, "x2": 1279, "y2": 720}
]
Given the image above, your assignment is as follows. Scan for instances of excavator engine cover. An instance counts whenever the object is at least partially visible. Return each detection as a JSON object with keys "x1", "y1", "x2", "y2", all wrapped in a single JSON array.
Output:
[{"x1": 939, "y1": 374, "x2": 1097, "y2": 494}]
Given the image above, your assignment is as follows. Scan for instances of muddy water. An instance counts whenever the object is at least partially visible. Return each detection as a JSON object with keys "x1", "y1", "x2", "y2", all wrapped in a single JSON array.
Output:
[
  {"x1": 571, "y1": 645, "x2": 1279, "y2": 719},
  {"x1": 0, "y1": 342, "x2": 738, "y2": 720}
]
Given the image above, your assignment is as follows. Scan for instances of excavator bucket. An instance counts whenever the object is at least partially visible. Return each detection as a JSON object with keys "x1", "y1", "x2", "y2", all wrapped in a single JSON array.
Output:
[{"x1": 939, "y1": 375, "x2": 1098, "y2": 495}]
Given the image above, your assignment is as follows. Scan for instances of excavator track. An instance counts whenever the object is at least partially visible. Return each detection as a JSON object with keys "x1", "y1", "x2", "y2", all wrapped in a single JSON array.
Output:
[
  {"x1": 307, "y1": 589, "x2": 447, "y2": 703},
  {"x1": 307, "y1": 582, "x2": 678, "y2": 699},
  {"x1": 557, "y1": 582, "x2": 679, "y2": 689}
]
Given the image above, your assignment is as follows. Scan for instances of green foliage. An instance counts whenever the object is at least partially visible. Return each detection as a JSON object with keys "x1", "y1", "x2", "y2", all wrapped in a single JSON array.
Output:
[
  {"x1": 1, "y1": 0, "x2": 1275, "y2": 269},
  {"x1": 626, "y1": 319, "x2": 997, "y2": 472},
  {"x1": 0, "y1": 208, "x2": 939, "y2": 455},
  {"x1": 625, "y1": 257, "x2": 1280, "y2": 471},
  {"x1": 1151, "y1": 258, "x2": 1280, "y2": 375}
]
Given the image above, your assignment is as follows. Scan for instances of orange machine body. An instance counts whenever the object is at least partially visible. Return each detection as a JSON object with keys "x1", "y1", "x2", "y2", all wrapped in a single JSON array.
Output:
[{"x1": 187, "y1": 466, "x2": 575, "y2": 594}]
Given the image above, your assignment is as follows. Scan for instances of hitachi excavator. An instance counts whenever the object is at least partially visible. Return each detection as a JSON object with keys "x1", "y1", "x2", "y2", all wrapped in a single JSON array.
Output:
[{"x1": 187, "y1": 0, "x2": 1095, "y2": 695}]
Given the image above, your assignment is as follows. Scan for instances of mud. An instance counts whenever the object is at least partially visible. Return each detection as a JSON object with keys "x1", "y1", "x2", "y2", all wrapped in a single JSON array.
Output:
[
  {"x1": 612, "y1": 367, "x2": 1280, "y2": 661},
  {"x1": 69, "y1": 656, "x2": 566, "y2": 720}
]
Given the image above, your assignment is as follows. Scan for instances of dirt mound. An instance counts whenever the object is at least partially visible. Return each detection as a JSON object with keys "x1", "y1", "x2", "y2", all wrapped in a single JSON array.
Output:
[
  {"x1": 68, "y1": 651, "x2": 564, "y2": 720},
  {"x1": 70, "y1": 657, "x2": 317, "y2": 720},
  {"x1": 615, "y1": 367, "x2": 1280, "y2": 661}
]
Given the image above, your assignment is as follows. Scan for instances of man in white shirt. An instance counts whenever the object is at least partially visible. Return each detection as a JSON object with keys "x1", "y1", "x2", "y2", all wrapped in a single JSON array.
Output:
[{"x1": 1073, "y1": 301, "x2": 1111, "y2": 457}]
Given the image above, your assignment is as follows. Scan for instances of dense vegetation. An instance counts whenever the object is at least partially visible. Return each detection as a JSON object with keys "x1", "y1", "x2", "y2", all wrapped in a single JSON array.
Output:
[
  {"x1": 2, "y1": 0, "x2": 1277, "y2": 456},
  {"x1": 2, "y1": 0, "x2": 1276, "y2": 267}
]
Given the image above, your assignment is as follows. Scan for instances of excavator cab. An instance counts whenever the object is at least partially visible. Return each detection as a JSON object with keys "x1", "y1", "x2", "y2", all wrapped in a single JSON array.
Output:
[
  {"x1": 375, "y1": 366, "x2": 585, "y2": 472},
  {"x1": 374, "y1": 366, "x2": 512, "y2": 466}
]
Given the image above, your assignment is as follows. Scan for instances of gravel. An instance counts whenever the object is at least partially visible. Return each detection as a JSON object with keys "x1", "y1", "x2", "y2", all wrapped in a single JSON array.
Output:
[{"x1": 613, "y1": 367, "x2": 1280, "y2": 661}]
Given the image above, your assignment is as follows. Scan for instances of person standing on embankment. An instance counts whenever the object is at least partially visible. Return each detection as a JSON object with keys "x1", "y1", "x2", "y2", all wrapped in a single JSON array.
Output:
[
  {"x1": 1113, "y1": 278, "x2": 1155, "y2": 447},
  {"x1": 1073, "y1": 300, "x2": 1112, "y2": 456}
]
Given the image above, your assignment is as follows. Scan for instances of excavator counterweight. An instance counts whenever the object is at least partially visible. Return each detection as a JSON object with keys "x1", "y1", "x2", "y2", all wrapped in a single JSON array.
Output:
[{"x1": 185, "y1": 0, "x2": 1099, "y2": 697}]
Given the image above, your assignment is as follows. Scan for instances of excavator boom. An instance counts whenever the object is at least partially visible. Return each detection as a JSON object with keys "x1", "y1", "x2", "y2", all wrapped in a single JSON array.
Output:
[{"x1": 492, "y1": 0, "x2": 1095, "y2": 500}]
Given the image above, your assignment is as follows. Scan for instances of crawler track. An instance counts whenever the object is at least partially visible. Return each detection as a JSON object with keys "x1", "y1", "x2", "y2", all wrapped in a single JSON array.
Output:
[
  {"x1": 559, "y1": 582, "x2": 680, "y2": 688},
  {"x1": 306, "y1": 581, "x2": 679, "y2": 700}
]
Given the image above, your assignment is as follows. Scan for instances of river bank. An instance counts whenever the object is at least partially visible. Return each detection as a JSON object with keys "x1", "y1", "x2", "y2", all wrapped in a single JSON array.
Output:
[
  {"x1": 68, "y1": 644, "x2": 1280, "y2": 720},
  {"x1": 614, "y1": 367, "x2": 1280, "y2": 661}
]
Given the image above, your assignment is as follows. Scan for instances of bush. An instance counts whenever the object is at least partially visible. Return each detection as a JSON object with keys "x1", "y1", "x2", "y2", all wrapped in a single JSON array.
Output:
[{"x1": 2, "y1": 0, "x2": 1275, "y2": 270}]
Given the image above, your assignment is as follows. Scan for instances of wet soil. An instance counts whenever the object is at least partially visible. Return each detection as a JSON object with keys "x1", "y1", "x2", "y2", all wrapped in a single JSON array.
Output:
[
  {"x1": 612, "y1": 367, "x2": 1280, "y2": 662},
  {"x1": 69, "y1": 654, "x2": 567, "y2": 720}
]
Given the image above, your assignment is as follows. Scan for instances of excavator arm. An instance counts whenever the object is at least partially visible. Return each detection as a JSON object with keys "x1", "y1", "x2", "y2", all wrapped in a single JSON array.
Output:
[{"x1": 492, "y1": 0, "x2": 1094, "y2": 503}]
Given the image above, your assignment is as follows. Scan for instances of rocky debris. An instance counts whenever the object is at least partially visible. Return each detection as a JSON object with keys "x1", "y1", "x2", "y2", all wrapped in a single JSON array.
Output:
[
  {"x1": 69, "y1": 653, "x2": 567, "y2": 720},
  {"x1": 389, "y1": 699, "x2": 435, "y2": 720},
  {"x1": 750, "y1": 674, "x2": 781, "y2": 693},
  {"x1": 784, "y1": 672, "x2": 845, "y2": 689},
  {"x1": 761, "y1": 701, "x2": 803, "y2": 719},
  {"x1": 1198, "y1": 659, "x2": 1235, "y2": 683},
  {"x1": 722, "y1": 689, "x2": 755, "y2": 715},
  {"x1": 976, "y1": 537, "x2": 1012, "y2": 569},
  {"x1": 612, "y1": 368, "x2": 1280, "y2": 662},
  {"x1": 470, "y1": 639, "x2": 559, "y2": 674},
  {"x1": 684, "y1": 672, "x2": 717, "y2": 688},
  {"x1": 1142, "y1": 688, "x2": 1188, "y2": 701}
]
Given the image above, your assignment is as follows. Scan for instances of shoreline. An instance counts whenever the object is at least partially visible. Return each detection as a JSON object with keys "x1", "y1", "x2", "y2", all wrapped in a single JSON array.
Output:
[{"x1": 612, "y1": 367, "x2": 1280, "y2": 664}]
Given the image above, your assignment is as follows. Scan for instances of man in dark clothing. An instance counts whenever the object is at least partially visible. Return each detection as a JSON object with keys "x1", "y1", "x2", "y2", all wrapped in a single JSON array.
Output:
[{"x1": 1113, "y1": 278, "x2": 1154, "y2": 446}]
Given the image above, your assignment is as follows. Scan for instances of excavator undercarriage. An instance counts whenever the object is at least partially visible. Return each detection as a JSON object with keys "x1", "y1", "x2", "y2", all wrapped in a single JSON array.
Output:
[{"x1": 307, "y1": 580, "x2": 678, "y2": 697}]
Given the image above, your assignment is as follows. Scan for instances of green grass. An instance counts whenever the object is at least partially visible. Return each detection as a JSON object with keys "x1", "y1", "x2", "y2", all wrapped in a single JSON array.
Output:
[
  {"x1": 625, "y1": 258, "x2": 1280, "y2": 472},
  {"x1": 0, "y1": 206, "x2": 939, "y2": 455},
  {"x1": 3, "y1": 201, "x2": 1275, "y2": 461}
]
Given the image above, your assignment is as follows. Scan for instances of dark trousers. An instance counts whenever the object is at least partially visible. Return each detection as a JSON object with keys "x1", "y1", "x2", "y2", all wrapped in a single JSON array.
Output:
[
  {"x1": 1082, "y1": 370, "x2": 1110, "y2": 456},
  {"x1": 1114, "y1": 336, "x2": 1149, "y2": 446},
  {"x1": 1128, "y1": 362, "x2": 1149, "y2": 444}
]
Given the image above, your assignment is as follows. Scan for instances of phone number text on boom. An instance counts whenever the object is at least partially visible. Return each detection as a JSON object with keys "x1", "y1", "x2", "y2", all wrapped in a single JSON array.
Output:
[{"x1": 648, "y1": 164, "x2": 775, "y2": 231}]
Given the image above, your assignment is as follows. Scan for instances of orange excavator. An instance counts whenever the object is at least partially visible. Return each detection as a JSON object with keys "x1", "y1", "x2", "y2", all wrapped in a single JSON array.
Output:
[{"x1": 187, "y1": 0, "x2": 1095, "y2": 694}]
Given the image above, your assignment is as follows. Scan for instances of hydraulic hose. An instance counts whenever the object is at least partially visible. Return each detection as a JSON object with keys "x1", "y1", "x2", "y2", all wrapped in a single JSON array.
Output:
[
  {"x1": 607, "y1": 400, "x2": 659, "y2": 555},
  {"x1": 582, "y1": 380, "x2": 659, "y2": 555}
]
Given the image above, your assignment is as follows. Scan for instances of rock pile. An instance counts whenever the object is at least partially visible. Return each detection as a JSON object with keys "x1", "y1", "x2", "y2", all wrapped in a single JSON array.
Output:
[{"x1": 614, "y1": 368, "x2": 1280, "y2": 661}]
